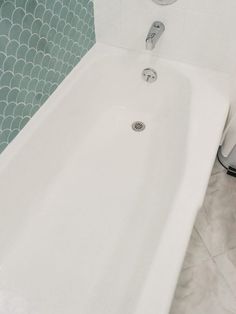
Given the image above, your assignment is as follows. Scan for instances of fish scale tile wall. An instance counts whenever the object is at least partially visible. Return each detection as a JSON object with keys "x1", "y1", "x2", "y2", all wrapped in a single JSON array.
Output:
[{"x1": 0, "y1": 0, "x2": 96, "y2": 153}]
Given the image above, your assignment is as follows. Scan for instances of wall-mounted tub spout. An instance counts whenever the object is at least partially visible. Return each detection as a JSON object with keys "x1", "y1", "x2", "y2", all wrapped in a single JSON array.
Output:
[{"x1": 146, "y1": 21, "x2": 165, "y2": 50}]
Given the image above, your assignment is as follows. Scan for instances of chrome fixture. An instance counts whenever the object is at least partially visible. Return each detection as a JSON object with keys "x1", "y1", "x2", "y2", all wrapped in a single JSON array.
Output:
[
  {"x1": 132, "y1": 121, "x2": 146, "y2": 132},
  {"x1": 152, "y1": 0, "x2": 178, "y2": 5},
  {"x1": 142, "y1": 68, "x2": 157, "y2": 83},
  {"x1": 146, "y1": 21, "x2": 165, "y2": 50}
]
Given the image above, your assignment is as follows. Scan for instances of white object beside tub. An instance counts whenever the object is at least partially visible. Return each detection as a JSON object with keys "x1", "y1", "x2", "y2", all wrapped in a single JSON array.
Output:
[{"x1": 0, "y1": 44, "x2": 229, "y2": 314}]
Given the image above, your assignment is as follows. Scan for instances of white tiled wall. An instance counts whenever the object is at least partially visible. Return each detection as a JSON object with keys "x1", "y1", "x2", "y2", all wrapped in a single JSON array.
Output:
[{"x1": 93, "y1": 0, "x2": 236, "y2": 74}]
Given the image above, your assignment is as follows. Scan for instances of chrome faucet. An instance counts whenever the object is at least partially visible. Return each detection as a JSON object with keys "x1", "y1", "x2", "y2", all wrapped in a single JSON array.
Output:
[{"x1": 146, "y1": 21, "x2": 165, "y2": 50}]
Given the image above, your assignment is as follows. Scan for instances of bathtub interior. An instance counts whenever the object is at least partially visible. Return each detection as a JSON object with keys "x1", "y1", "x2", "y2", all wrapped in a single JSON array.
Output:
[{"x1": 0, "y1": 48, "x2": 194, "y2": 314}]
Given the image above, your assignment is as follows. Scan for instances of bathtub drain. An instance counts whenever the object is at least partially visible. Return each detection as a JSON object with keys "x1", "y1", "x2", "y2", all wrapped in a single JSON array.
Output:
[{"x1": 132, "y1": 121, "x2": 146, "y2": 132}]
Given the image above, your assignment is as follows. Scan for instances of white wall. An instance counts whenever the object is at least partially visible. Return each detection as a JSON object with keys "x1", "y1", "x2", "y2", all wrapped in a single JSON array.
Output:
[{"x1": 94, "y1": 0, "x2": 236, "y2": 74}]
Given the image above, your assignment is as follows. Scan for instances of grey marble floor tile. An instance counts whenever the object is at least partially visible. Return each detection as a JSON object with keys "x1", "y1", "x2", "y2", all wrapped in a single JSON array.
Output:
[
  {"x1": 183, "y1": 228, "x2": 211, "y2": 269},
  {"x1": 170, "y1": 259, "x2": 236, "y2": 314},
  {"x1": 194, "y1": 161, "x2": 236, "y2": 256},
  {"x1": 215, "y1": 248, "x2": 236, "y2": 298}
]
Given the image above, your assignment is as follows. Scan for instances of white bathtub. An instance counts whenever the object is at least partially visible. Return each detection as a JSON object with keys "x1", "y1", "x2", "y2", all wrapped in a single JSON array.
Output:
[{"x1": 0, "y1": 44, "x2": 229, "y2": 314}]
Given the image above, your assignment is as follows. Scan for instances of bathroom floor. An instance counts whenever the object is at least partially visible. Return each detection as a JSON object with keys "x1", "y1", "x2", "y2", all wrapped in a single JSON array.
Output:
[{"x1": 170, "y1": 159, "x2": 236, "y2": 314}]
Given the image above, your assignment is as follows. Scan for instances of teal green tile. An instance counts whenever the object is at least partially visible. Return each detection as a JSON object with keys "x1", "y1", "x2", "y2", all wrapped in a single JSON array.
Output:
[
  {"x1": 29, "y1": 34, "x2": 40, "y2": 48},
  {"x1": 57, "y1": 20, "x2": 65, "y2": 33},
  {"x1": 34, "y1": 4, "x2": 45, "y2": 19},
  {"x1": 25, "y1": 92, "x2": 36, "y2": 104},
  {"x1": 0, "y1": 52, "x2": 6, "y2": 66},
  {"x1": 47, "y1": 28, "x2": 56, "y2": 41},
  {"x1": 10, "y1": 74, "x2": 23, "y2": 88},
  {"x1": 34, "y1": 93, "x2": 43, "y2": 105},
  {"x1": 12, "y1": 8, "x2": 25, "y2": 25},
  {"x1": 48, "y1": 57, "x2": 57, "y2": 69},
  {"x1": 53, "y1": 1, "x2": 63, "y2": 15},
  {"x1": 66, "y1": 39, "x2": 74, "y2": 51},
  {"x1": 39, "y1": 93, "x2": 48, "y2": 104},
  {"x1": 0, "y1": 72, "x2": 14, "y2": 86},
  {"x1": 7, "y1": 88, "x2": 20, "y2": 103},
  {"x1": 45, "y1": 1, "x2": 54, "y2": 11},
  {"x1": 16, "y1": 0, "x2": 26, "y2": 9},
  {"x1": 55, "y1": 60, "x2": 63, "y2": 72},
  {"x1": 38, "y1": 67, "x2": 47, "y2": 80},
  {"x1": 13, "y1": 59, "x2": 26, "y2": 74},
  {"x1": 50, "y1": 83, "x2": 58, "y2": 94},
  {"x1": 34, "y1": 51, "x2": 44, "y2": 65},
  {"x1": 25, "y1": 0, "x2": 37, "y2": 14},
  {"x1": 25, "y1": 48, "x2": 36, "y2": 63},
  {"x1": 36, "y1": 80, "x2": 45, "y2": 93},
  {"x1": 0, "y1": 142, "x2": 8, "y2": 153},
  {"x1": 69, "y1": 28, "x2": 77, "y2": 39},
  {"x1": 50, "y1": 15, "x2": 59, "y2": 29},
  {"x1": 39, "y1": 23, "x2": 50, "y2": 38},
  {"x1": 75, "y1": 3, "x2": 82, "y2": 16},
  {"x1": 66, "y1": 12, "x2": 74, "y2": 24},
  {"x1": 31, "y1": 65, "x2": 41, "y2": 79},
  {"x1": 14, "y1": 103, "x2": 25, "y2": 116},
  {"x1": 22, "y1": 13, "x2": 34, "y2": 30},
  {"x1": 28, "y1": 78, "x2": 38, "y2": 91},
  {"x1": 11, "y1": 116, "x2": 23, "y2": 129},
  {"x1": 58, "y1": 48, "x2": 66, "y2": 60},
  {"x1": 9, "y1": 24, "x2": 22, "y2": 41},
  {"x1": 19, "y1": 29, "x2": 31, "y2": 45},
  {"x1": 16, "y1": 89, "x2": 27, "y2": 103},
  {"x1": 69, "y1": 0, "x2": 77, "y2": 11},
  {"x1": 60, "y1": 36, "x2": 68, "y2": 48},
  {"x1": 19, "y1": 76, "x2": 30, "y2": 89},
  {"x1": 1, "y1": 2, "x2": 15, "y2": 20},
  {"x1": 4, "y1": 102, "x2": 16, "y2": 116},
  {"x1": 63, "y1": 24, "x2": 71, "y2": 36},
  {"x1": 0, "y1": 102, "x2": 7, "y2": 113},
  {"x1": 43, "y1": 10, "x2": 53, "y2": 24},
  {"x1": 0, "y1": 115, "x2": 4, "y2": 127},
  {"x1": 30, "y1": 105, "x2": 40, "y2": 116},
  {"x1": 16, "y1": 44, "x2": 28, "y2": 59},
  {"x1": 2, "y1": 117, "x2": 14, "y2": 130},
  {"x1": 0, "y1": 0, "x2": 95, "y2": 153},
  {"x1": 22, "y1": 104, "x2": 32, "y2": 116},
  {"x1": 54, "y1": 32, "x2": 62, "y2": 45},
  {"x1": 0, "y1": 36, "x2": 9, "y2": 53},
  {"x1": 31, "y1": 19, "x2": 43, "y2": 34},
  {"x1": 19, "y1": 116, "x2": 30, "y2": 129},
  {"x1": 0, "y1": 19, "x2": 12, "y2": 36},
  {"x1": 3, "y1": 56, "x2": 16, "y2": 72},
  {"x1": 63, "y1": 51, "x2": 71, "y2": 63},
  {"x1": 43, "y1": 82, "x2": 52, "y2": 94},
  {"x1": 45, "y1": 70, "x2": 55, "y2": 82},
  {"x1": 37, "y1": 37, "x2": 48, "y2": 52},
  {"x1": 22, "y1": 62, "x2": 34, "y2": 76},
  {"x1": 8, "y1": 129, "x2": 19, "y2": 143},
  {"x1": 42, "y1": 54, "x2": 50, "y2": 67},
  {"x1": 60, "y1": 6, "x2": 69, "y2": 20},
  {"x1": 6, "y1": 40, "x2": 19, "y2": 57}
]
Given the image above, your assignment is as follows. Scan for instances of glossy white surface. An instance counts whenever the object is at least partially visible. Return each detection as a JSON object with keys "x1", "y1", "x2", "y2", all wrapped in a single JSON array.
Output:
[
  {"x1": 94, "y1": 0, "x2": 236, "y2": 73},
  {"x1": 0, "y1": 44, "x2": 229, "y2": 314}
]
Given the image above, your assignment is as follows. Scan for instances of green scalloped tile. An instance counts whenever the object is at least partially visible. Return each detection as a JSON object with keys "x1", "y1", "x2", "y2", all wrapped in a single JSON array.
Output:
[
  {"x1": 1, "y1": 72, "x2": 14, "y2": 87},
  {"x1": 0, "y1": 0, "x2": 95, "y2": 153},
  {"x1": 8, "y1": 129, "x2": 19, "y2": 143},
  {"x1": 22, "y1": 14, "x2": 34, "y2": 30},
  {"x1": 12, "y1": 8, "x2": 25, "y2": 25},
  {"x1": 0, "y1": 19, "x2": 12, "y2": 36}
]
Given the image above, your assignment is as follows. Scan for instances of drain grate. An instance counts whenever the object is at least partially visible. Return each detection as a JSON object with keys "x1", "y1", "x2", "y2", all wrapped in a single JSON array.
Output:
[{"x1": 132, "y1": 121, "x2": 146, "y2": 132}]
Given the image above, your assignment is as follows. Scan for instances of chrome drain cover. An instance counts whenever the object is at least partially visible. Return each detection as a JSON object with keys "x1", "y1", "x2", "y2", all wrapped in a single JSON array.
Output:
[
  {"x1": 142, "y1": 68, "x2": 157, "y2": 83},
  {"x1": 132, "y1": 121, "x2": 146, "y2": 132}
]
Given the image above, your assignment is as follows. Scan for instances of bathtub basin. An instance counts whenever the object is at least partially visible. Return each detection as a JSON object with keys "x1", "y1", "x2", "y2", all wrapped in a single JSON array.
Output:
[{"x1": 0, "y1": 43, "x2": 229, "y2": 314}]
